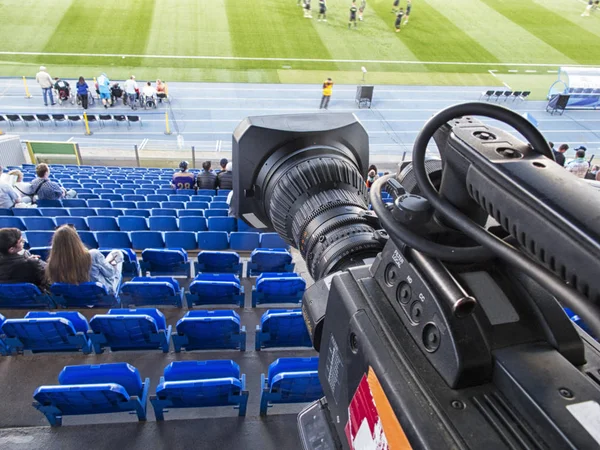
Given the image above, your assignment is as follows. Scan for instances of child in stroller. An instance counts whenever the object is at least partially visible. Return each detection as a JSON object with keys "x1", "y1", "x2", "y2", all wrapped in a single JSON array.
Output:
[
  {"x1": 142, "y1": 81, "x2": 157, "y2": 109},
  {"x1": 53, "y1": 78, "x2": 75, "y2": 105}
]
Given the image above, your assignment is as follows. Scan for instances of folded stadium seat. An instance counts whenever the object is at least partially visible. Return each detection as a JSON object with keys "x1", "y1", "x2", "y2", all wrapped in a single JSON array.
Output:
[
  {"x1": 217, "y1": 189, "x2": 231, "y2": 197},
  {"x1": 150, "y1": 208, "x2": 177, "y2": 217},
  {"x1": 197, "y1": 189, "x2": 216, "y2": 196},
  {"x1": 197, "y1": 231, "x2": 229, "y2": 250},
  {"x1": 94, "y1": 189, "x2": 115, "y2": 194},
  {"x1": 61, "y1": 199, "x2": 87, "y2": 208},
  {"x1": 147, "y1": 194, "x2": 169, "y2": 202},
  {"x1": 67, "y1": 207, "x2": 97, "y2": 217},
  {"x1": 195, "y1": 251, "x2": 241, "y2": 275},
  {"x1": 204, "y1": 209, "x2": 228, "y2": 218},
  {"x1": 95, "y1": 231, "x2": 132, "y2": 249},
  {"x1": 39, "y1": 207, "x2": 69, "y2": 217},
  {"x1": 247, "y1": 249, "x2": 295, "y2": 277},
  {"x1": 131, "y1": 231, "x2": 165, "y2": 250},
  {"x1": 140, "y1": 249, "x2": 190, "y2": 277},
  {"x1": 114, "y1": 189, "x2": 135, "y2": 195},
  {"x1": 141, "y1": 184, "x2": 157, "y2": 190},
  {"x1": 11, "y1": 208, "x2": 41, "y2": 217},
  {"x1": 78, "y1": 193, "x2": 100, "y2": 200},
  {"x1": 150, "y1": 360, "x2": 249, "y2": 420},
  {"x1": 78, "y1": 231, "x2": 99, "y2": 249},
  {"x1": 82, "y1": 183, "x2": 101, "y2": 189},
  {"x1": 176, "y1": 189, "x2": 196, "y2": 196},
  {"x1": 0, "y1": 217, "x2": 26, "y2": 230},
  {"x1": 88, "y1": 308, "x2": 172, "y2": 353},
  {"x1": 100, "y1": 194, "x2": 123, "y2": 201},
  {"x1": 36, "y1": 199, "x2": 63, "y2": 208},
  {"x1": 255, "y1": 310, "x2": 312, "y2": 351},
  {"x1": 0, "y1": 283, "x2": 55, "y2": 308},
  {"x1": 210, "y1": 201, "x2": 229, "y2": 210},
  {"x1": 24, "y1": 231, "x2": 54, "y2": 248},
  {"x1": 98, "y1": 249, "x2": 140, "y2": 277},
  {"x1": 135, "y1": 189, "x2": 155, "y2": 196},
  {"x1": 123, "y1": 195, "x2": 146, "y2": 202},
  {"x1": 178, "y1": 216, "x2": 207, "y2": 232},
  {"x1": 95, "y1": 208, "x2": 123, "y2": 217},
  {"x1": 230, "y1": 232, "x2": 260, "y2": 252},
  {"x1": 207, "y1": 217, "x2": 236, "y2": 232},
  {"x1": 259, "y1": 357, "x2": 322, "y2": 416},
  {"x1": 156, "y1": 189, "x2": 174, "y2": 196},
  {"x1": 149, "y1": 216, "x2": 179, "y2": 232},
  {"x1": 161, "y1": 201, "x2": 185, "y2": 210},
  {"x1": 169, "y1": 195, "x2": 190, "y2": 202},
  {"x1": 74, "y1": 188, "x2": 93, "y2": 194},
  {"x1": 178, "y1": 209, "x2": 204, "y2": 218},
  {"x1": 172, "y1": 310, "x2": 246, "y2": 352},
  {"x1": 118, "y1": 216, "x2": 149, "y2": 231},
  {"x1": 260, "y1": 233, "x2": 289, "y2": 249},
  {"x1": 1, "y1": 311, "x2": 92, "y2": 355},
  {"x1": 103, "y1": 183, "x2": 121, "y2": 189},
  {"x1": 164, "y1": 231, "x2": 198, "y2": 250},
  {"x1": 124, "y1": 209, "x2": 151, "y2": 218},
  {"x1": 54, "y1": 216, "x2": 89, "y2": 231},
  {"x1": 252, "y1": 273, "x2": 305, "y2": 307},
  {"x1": 33, "y1": 363, "x2": 150, "y2": 426},
  {"x1": 120, "y1": 277, "x2": 183, "y2": 308},
  {"x1": 186, "y1": 273, "x2": 245, "y2": 307},
  {"x1": 112, "y1": 201, "x2": 137, "y2": 210},
  {"x1": 191, "y1": 196, "x2": 212, "y2": 203},
  {"x1": 50, "y1": 282, "x2": 120, "y2": 308},
  {"x1": 87, "y1": 216, "x2": 119, "y2": 231},
  {"x1": 186, "y1": 201, "x2": 209, "y2": 210}
]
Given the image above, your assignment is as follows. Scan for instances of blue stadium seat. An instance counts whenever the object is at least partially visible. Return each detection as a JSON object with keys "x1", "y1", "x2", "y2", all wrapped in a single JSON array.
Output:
[
  {"x1": 217, "y1": 189, "x2": 231, "y2": 197},
  {"x1": 135, "y1": 189, "x2": 155, "y2": 196},
  {"x1": 0, "y1": 217, "x2": 26, "y2": 230},
  {"x1": 36, "y1": 199, "x2": 63, "y2": 208},
  {"x1": 177, "y1": 209, "x2": 204, "y2": 217},
  {"x1": 95, "y1": 208, "x2": 123, "y2": 217},
  {"x1": 96, "y1": 231, "x2": 134, "y2": 249},
  {"x1": 169, "y1": 195, "x2": 190, "y2": 202},
  {"x1": 0, "y1": 283, "x2": 54, "y2": 308},
  {"x1": 33, "y1": 363, "x2": 150, "y2": 426},
  {"x1": 140, "y1": 249, "x2": 190, "y2": 277},
  {"x1": 172, "y1": 310, "x2": 246, "y2": 352},
  {"x1": 103, "y1": 184, "x2": 122, "y2": 189},
  {"x1": 178, "y1": 217, "x2": 207, "y2": 232},
  {"x1": 161, "y1": 201, "x2": 185, "y2": 210},
  {"x1": 207, "y1": 217, "x2": 236, "y2": 232},
  {"x1": 192, "y1": 196, "x2": 212, "y2": 203},
  {"x1": 260, "y1": 233, "x2": 289, "y2": 249},
  {"x1": 131, "y1": 231, "x2": 165, "y2": 250},
  {"x1": 94, "y1": 189, "x2": 114, "y2": 194},
  {"x1": 1, "y1": 311, "x2": 92, "y2": 355},
  {"x1": 197, "y1": 231, "x2": 229, "y2": 250},
  {"x1": 87, "y1": 216, "x2": 119, "y2": 231},
  {"x1": 61, "y1": 199, "x2": 87, "y2": 208},
  {"x1": 50, "y1": 282, "x2": 120, "y2": 308},
  {"x1": 195, "y1": 251, "x2": 241, "y2": 275},
  {"x1": 114, "y1": 189, "x2": 135, "y2": 195},
  {"x1": 149, "y1": 216, "x2": 179, "y2": 232},
  {"x1": 150, "y1": 360, "x2": 248, "y2": 420},
  {"x1": 259, "y1": 357, "x2": 322, "y2": 416},
  {"x1": 176, "y1": 189, "x2": 196, "y2": 196},
  {"x1": 112, "y1": 201, "x2": 136, "y2": 209},
  {"x1": 12, "y1": 208, "x2": 41, "y2": 217},
  {"x1": 156, "y1": 189, "x2": 174, "y2": 196},
  {"x1": 118, "y1": 216, "x2": 148, "y2": 231},
  {"x1": 124, "y1": 209, "x2": 151, "y2": 218},
  {"x1": 186, "y1": 273, "x2": 244, "y2": 307},
  {"x1": 255, "y1": 310, "x2": 312, "y2": 350},
  {"x1": 100, "y1": 194, "x2": 123, "y2": 201},
  {"x1": 67, "y1": 208, "x2": 97, "y2": 217},
  {"x1": 123, "y1": 195, "x2": 146, "y2": 202},
  {"x1": 210, "y1": 201, "x2": 229, "y2": 209},
  {"x1": 24, "y1": 231, "x2": 54, "y2": 248},
  {"x1": 204, "y1": 209, "x2": 229, "y2": 218},
  {"x1": 252, "y1": 273, "x2": 305, "y2": 307},
  {"x1": 55, "y1": 216, "x2": 89, "y2": 231},
  {"x1": 136, "y1": 201, "x2": 161, "y2": 210},
  {"x1": 75, "y1": 188, "x2": 93, "y2": 194},
  {"x1": 247, "y1": 249, "x2": 294, "y2": 277},
  {"x1": 186, "y1": 201, "x2": 209, "y2": 210},
  {"x1": 229, "y1": 232, "x2": 260, "y2": 251},
  {"x1": 197, "y1": 189, "x2": 216, "y2": 196},
  {"x1": 151, "y1": 208, "x2": 177, "y2": 217},
  {"x1": 78, "y1": 194, "x2": 100, "y2": 200},
  {"x1": 22, "y1": 217, "x2": 56, "y2": 231},
  {"x1": 78, "y1": 231, "x2": 99, "y2": 249},
  {"x1": 39, "y1": 207, "x2": 69, "y2": 217},
  {"x1": 164, "y1": 231, "x2": 198, "y2": 250},
  {"x1": 147, "y1": 195, "x2": 169, "y2": 202},
  {"x1": 88, "y1": 308, "x2": 171, "y2": 353},
  {"x1": 120, "y1": 277, "x2": 184, "y2": 308}
]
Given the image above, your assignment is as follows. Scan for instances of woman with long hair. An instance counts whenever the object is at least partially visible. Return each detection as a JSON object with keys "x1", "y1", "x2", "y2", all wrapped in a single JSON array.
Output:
[{"x1": 46, "y1": 225, "x2": 123, "y2": 294}]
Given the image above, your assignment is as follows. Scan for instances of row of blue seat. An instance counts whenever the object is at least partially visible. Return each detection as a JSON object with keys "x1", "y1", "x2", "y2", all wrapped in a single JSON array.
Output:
[
  {"x1": 34, "y1": 196, "x2": 226, "y2": 205},
  {"x1": 32, "y1": 358, "x2": 321, "y2": 425},
  {"x1": 0, "y1": 267, "x2": 300, "y2": 309},
  {"x1": 0, "y1": 308, "x2": 310, "y2": 355},
  {"x1": 2, "y1": 207, "x2": 233, "y2": 218},
  {"x1": 17, "y1": 164, "x2": 181, "y2": 173}
]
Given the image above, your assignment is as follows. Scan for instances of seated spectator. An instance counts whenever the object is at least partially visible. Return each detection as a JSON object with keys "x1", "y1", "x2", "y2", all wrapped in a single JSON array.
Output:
[
  {"x1": 110, "y1": 82, "x2": 124, "y2": 106},
  {"x1": 46, "y1": 225, "x2": 123, "y2": 296},
  {"x1": 0, "y1": 228, "x2": 49, "y2": 290},
  {"x1": 143, "y1": 81, "x2": 156, "y2": 100},
  {"x1": 8, "y1": 169, "x2": 33, "y2": 204},
  {"x1": 172, "y1": 161, "x2": 196, "y2": 190},
  {"x1": 218, "y1": 158, "x2": 228, "y2": 173},
  {"x1": 554, "y1": 144, "x2": 568, "y2": 167},
  {"x1": 156, "y1": 79, "x2": 167, "y2": 102},
  {"x1": 30, "y1": 163, "x2": 76, "y2": 201},
  {"x1": 197, "y1": 161, "x2": 217, "y2": 189},
  {"x1": 217, "y1": 161, "x2": 233, "y2": 190},
  {"x1": 566, "y1": 147, "x2": 589, "y2": 179},
  {"x1": 0, "y1": 166, "x2": 20, "y2": 209}
]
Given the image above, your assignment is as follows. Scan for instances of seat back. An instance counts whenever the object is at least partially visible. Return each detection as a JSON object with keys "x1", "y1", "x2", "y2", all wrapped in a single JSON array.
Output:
[
  {"x1": 22, "y1": 217, "x2": 56, "y2": 231},
  {"x1": 260, "y1": 233, "x2": 288, "y2": 248},
  {"x1": 55, "y1": 216, "x2": 89, "y2": 231},
  {"x1": 188, "y1": 273, "x2": 242, "y2": 305},
  {"x1": 249, "y1": 249, "x2": 293, "y2": 275},
  {"x1": 50, "y1": 282, "x2": 117, "y2": 307},
  {"x1": 132, "y1": 231, "x2": 165, "y2": 249},
  {"x1": 96, "y1": 231, "x2": 132, "y2": 248},
  {"x1": 24, "y1": 231, "x2": 54, "y2": 248},
  {"x1": 66, "y1": 208, "x2": 97, "y2": 217},
  {"x1": 58, "y1": 362, "x2": 143, "y2": 396},
  {"x1": 88, "y1": 216, "x2": 119, "y2": 231},
  {"x1": 0, "y1": 283, "x2": 50, "y2": 308},
  {"x1": 0, "y1": 217, "x2": 26, "y2": 230},
  {"x1": 90, "y1": 309, "x2": 166, "y2": 350},
  {"x1": 149, "y1": 216, "x2": 178, "y2": 231},
  {"x1": 256, "y1": 273, "x2": 306, "y2": 296},
  {"x1": 118, "y1": 216, "x2": 149, "y2": 231},
  {"x1": 164, "y1": 360, "x2": 240, "y2": 382},
  {"x1": 197, "y1": 231, "x2": 229, "y2": 250},
  {"x1": 229, "y1": 232, "x2": 260, "y2": 251},
  {"x1": 164, "y1": 231, "x2": 198, "y2": 250},
  {"x1": 39, "y1": 207, "x2": 68, "y2": 216},
  {"x1": 266, "y1": 357, "x2": 322, "y2": 403},
  {"x1": 258, "y1": 309, "x2": 312, "y2": 349},
  {"x1": 34, "y1": 384, "x2": 130, "y2": 415},
  {"x1": 120, "y1": 278, "x2": 180, "y2": 307},
  {"x1": 142, "y1": 249, "x2": 186, "y2": 269},
  {"x1": 207, "y1": 217, "x2": 236, "y2": 232},
  {"x1": 178, "y1": 217, "x2": 207, "y2": 232},
  {"x1": 176, "y1": 310, "x2": 242, "y2": 350},
  {"x1": 196, "y1": 251, "x2": 239, "y2": 273}
]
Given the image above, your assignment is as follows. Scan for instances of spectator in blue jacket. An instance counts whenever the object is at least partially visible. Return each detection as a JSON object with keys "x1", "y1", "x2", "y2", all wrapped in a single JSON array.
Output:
[
  {"x1": 76, "y1": 76, "x2": 90, "y2": 110},
  {"x1": 97, "y1": 73, "x2": 111, "y2": 108},
  {"x1": 29, "y1": 164, "x2": 76, "y2": 201}
]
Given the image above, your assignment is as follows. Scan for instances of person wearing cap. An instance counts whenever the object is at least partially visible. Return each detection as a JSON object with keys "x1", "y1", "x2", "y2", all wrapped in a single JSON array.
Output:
[
  {"x1": 172, "y1": 161, "x2": 196, "y2": 190},
  {"x1": 197, "y1": 161, "x2": 218, "y2": 190},
  {"x1": 219, "y1": 158, "x2": 228, "y2": 173},
  {"x1": 217, "y1": 161, "x2": 233, "y2": 190},
  {"x1": 0, "y1": 228, "x2": 49, "y2": 290},
  {"x1": 566, "y1": 147, "x2": 590, "y2": 179},
  {"x1": 35, "y1": 66, "x2": 56, "y2": 106},
  {"x1": 124, "y1": 76, "x2": 138, "y2": 109}
]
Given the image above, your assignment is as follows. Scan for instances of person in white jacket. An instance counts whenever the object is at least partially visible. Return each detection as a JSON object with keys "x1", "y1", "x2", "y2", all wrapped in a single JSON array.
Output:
[{"x1": 35, "y1": 66, "x2": 56, "y2": 106}]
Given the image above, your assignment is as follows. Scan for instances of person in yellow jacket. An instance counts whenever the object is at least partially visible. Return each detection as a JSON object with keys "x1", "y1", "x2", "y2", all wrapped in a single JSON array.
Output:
[{"x1": 320, "y1": 78, "x2": 333, "y2": 109}]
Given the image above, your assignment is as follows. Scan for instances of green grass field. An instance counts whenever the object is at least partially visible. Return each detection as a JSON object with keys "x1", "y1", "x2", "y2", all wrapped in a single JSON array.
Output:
[{"x1": 0, "y1": 0, "x2": 599, "y2": 95}]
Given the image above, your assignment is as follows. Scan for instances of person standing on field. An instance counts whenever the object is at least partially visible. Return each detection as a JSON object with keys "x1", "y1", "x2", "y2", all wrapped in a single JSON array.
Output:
[
  {"x1": 320, "y1": 78, "x2": 333, "y2": 109},
  {"x1": 35, "y1": 66, "x2": 56, "y2": 107}
]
